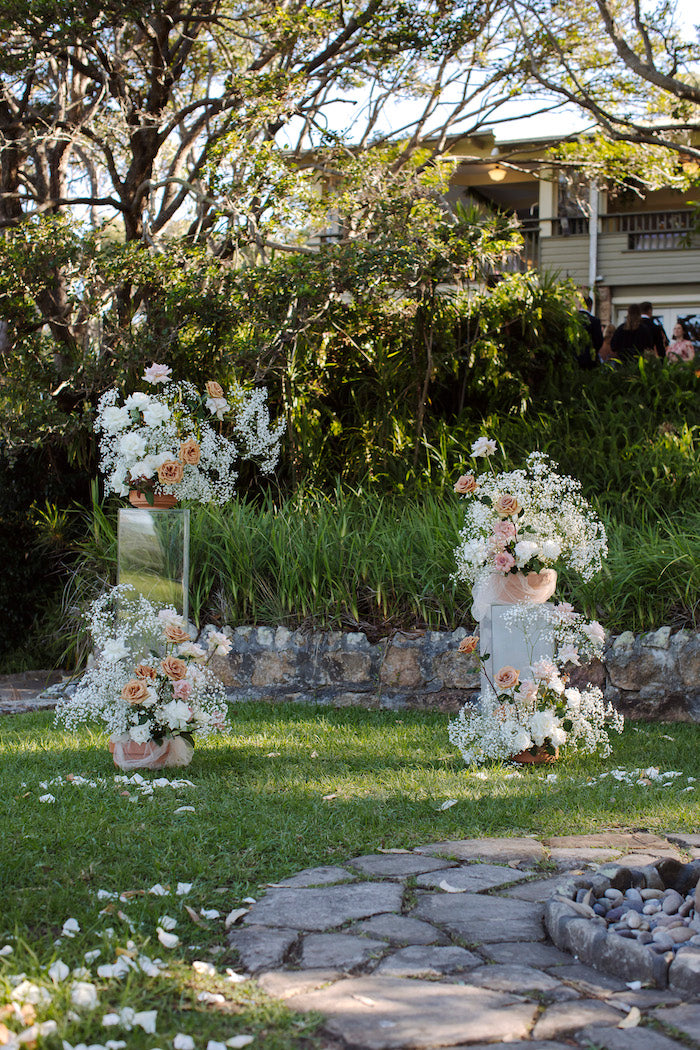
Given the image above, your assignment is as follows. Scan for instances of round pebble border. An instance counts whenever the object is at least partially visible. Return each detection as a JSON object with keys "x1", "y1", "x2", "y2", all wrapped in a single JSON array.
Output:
[{"x1": 545, "y1": 858, "x2": 700, "y2": 993}]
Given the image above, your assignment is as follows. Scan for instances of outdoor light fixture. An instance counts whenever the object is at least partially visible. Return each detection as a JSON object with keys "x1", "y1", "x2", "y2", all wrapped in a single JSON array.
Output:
[{"x1": 488, "y1": 165, "x2": 507, "y2": 182}]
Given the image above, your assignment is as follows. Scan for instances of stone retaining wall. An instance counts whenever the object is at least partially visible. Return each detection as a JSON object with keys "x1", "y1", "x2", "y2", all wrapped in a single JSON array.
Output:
[{"x1": 205, "y1": 623, "x2": 700, "y2": 721}]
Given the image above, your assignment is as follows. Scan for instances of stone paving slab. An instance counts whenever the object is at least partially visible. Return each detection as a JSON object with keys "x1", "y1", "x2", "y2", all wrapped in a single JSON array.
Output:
[
  {"x1": 350, "y1": 913, "x2": 450, "y2": 946},
  {"x1": 543, "y1": 832, "x2": 678, "y2": 852},
  {"x1": 290, "y1": 975, "x2": 539, "y2": 1049},
  {"x1": 479, "y1": 939, "x2": 573, "y2": 968},
  {"x1": 256, "y1": 968, "x2": 341, "y2": 1000},
  {"x1": 347, "y1": 854, "x2": 454, "y2": 878},
  {"x1": 300, "y1": 933, "x2": 386, "y2": 970},
  {"x1": 551, "y1": 962, "x2": 629, "y2": 997},
  {"x1": 531, "y1": 998, "x2": 625, "y2": 1039},
  {"x1": 243, "y1": 882, "x2": 404, "y2": 930},
  {"x1": 411, "y1": 890, "x2": 545, "y2": 943},
  {"x1": 499, "y1": 874, "x2": 576, "y2": 901},
  {"x1": 576, "y1": 1025, "x2": 688, "y2": 1050},
  {"x1": 269, "y1": 865, "x2": 356, "y2": 888},
  {"x1": 418, "y1": 836, "x2": 546, "y2": 865},
  {"x1": 652, "y1": 1003, "x2": 700, "y2": 1042},
  {"x1": 373, "y1": 945, "x2": 481, "y2": 977},
  {"x1": 414, "y1": 862, "x2": 525, "y2": 892},
  {"x1": 227, "y1": 925, "x2": 298, "y2": 972},
  {"x1": 464, "y1": 962, "x2": 564, "y2": 995}
]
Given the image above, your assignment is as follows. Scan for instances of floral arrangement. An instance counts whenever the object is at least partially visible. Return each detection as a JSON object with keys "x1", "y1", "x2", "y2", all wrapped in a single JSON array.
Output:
[
  {"x1": 453, "y1": 438, "x2": 607, "y2": 592},
  {"x1": 96, "y1": 362, "x2": 285, "y2": 504},
  {"x1": 55, "y1": 587, "x2": 231, "y2": 748},
  {"x1": 448, "y1": 603, "x2": 623, "y2": 764}
]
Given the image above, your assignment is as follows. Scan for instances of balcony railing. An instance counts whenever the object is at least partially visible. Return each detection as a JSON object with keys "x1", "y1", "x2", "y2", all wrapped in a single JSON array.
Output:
[
  {"x1": 601, "y1": 209, "x2": 696, "y2": 250},
  {"x1": 552, "y1": 216, "x2": 589, "y2": 236}
]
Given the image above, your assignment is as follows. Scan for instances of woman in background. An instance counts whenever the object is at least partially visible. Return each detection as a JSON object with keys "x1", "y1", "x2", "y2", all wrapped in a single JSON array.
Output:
[{"x1": 665, "y1": 321, "x2": 695, "y2": 363}]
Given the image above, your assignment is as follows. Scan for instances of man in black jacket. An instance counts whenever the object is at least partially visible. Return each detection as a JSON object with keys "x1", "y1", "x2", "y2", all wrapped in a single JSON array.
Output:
[{"x1": 639, "y1": 301, "x2": 669, "y2": 357}]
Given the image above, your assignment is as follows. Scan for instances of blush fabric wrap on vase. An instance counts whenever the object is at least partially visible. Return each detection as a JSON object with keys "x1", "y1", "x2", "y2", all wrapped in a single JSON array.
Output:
[
  {"x1": 109, "y1": 733, "x2": 194, "y2": 770},
  {"x1": 471, "y1": 568, "x2": 557, "y2": 621}
]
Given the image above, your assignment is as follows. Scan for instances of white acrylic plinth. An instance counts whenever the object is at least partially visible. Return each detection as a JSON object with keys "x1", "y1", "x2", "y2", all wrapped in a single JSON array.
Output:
[{"x1": 479, "y1": 603, "x2": 554, "y2": 698}]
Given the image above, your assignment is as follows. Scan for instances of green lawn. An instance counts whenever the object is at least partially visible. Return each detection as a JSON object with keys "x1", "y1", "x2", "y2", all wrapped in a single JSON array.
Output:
[{"x1": 2, "y1": 702, "x2": 700, "y2": 1049}]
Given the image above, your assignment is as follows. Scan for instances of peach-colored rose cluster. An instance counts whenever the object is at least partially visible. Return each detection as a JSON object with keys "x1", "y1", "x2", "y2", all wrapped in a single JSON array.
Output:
[
  {"x1": 121, "y1": 680, "x2": 150, "y2": 705},
  {"x1": 494, "y1": 493, "x2": 521, "y2": 518},
  {"x1": 160, "y1": 656, "x2": 188, "y2": 680},
  {"x1": 158, "y1": 460, "x2": 184, "y2": 485},
  {"x1": 458, "y1": 635, "x2": 479, "y2": 654},
  {"x1": 179, "y1": 438, "x2": 201, "y2": 466},
  {"x1": 164, "y1": 623, "x2": 191, "y2": 644}
]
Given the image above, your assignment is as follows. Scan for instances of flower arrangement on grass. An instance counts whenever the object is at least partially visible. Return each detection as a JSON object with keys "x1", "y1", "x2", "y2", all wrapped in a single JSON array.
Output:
[
  {"x1": 96, "y1": 362, "x2": 285, "y2": 504},
  {"x1": 56, "y1": 587, "x2": 232, "y2": 768},
  {"x1": 448, "y1": 604, "x2": 623, "y2": 764},
  {"x1": 453, "y1": 439, "x2": 607, "y2": 595}
]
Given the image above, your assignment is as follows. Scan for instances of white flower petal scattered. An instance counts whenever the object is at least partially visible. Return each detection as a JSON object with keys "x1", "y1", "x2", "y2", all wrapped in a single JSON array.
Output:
[
  {"x1": 158, "y1": 915, "x2": 178, "y2": 931},
  {"x1": 176, "y1": 883, "x2": 193, "y2": 896},
  {"x1": 192, "y1": 961, "x2": 217, "y2": 976},
  {"x1": 200, "y1": 909, "x2": 220, "y2": 920},
  {"x1": 197, "y1": 991, "x2": 225, "y2": 1004},
  {"x1": 149, "y1": 884, "x2": 169, "y2": 897},
  {"x1": 11, "y1": 980, "x2": 51, "y2": 1006},
  {"x1": 39, "y1": 794, "x2": 56, "y2": 803},
  {"x1": 157, "y1": 927, "x2": 180, "y2": 949},
  {"x1": 48, "y1": 959, "x2": 70, "y2": 983},
  {"x1": 0, "y1": 944, "x2": 13, "y2": 956},
  {"x1": 70, "y1": 980, "x2": 99, "y2": 1010},
  {"x1": 133, "y1": 1010, "x2": 158, "y2": 1034},
  {"x1": 173, "y1": 1035, "x2": 195, "y2": 1050},
  {"x1": 62, "y1": 918, "x2": 80, "y2": 938},
  {"x1": 225, "y1": 1037, "x2": 254, "y2": 1049}
]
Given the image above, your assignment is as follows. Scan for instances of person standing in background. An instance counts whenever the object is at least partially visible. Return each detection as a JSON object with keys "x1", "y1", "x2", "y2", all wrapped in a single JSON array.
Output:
[
  {"x1": 598, "y1": 323, "x2": 617, "y2": 363},
  {"x1": 611, "y1": 304, "x2": 654, "y2": 361},
  {"x1": 666, "y1": 320, "x2": 696, "y2": 363},
  {"x1": 577, "y1": 294, "x2": 604, "y2": 368},
  {"x1": 639, "y1": 301, "x2": 668, "y2": 358}
]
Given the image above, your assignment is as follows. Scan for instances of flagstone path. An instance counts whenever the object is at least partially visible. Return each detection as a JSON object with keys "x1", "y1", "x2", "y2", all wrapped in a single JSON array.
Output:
[{"x1": 229, "y1": 832, "x2": 700, "y2": 1049}]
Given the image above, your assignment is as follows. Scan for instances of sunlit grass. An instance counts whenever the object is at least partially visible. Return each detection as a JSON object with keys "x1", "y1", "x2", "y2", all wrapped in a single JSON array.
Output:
[{"x1": 2, "y1": 704, "x2": 700, "y2": 1048}]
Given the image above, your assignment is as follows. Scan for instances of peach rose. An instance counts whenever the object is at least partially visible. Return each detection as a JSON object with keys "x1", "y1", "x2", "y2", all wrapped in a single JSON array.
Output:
[
  {"x1": 494, "y1": 666, "x2": 520, "y2": 691},
  {"x1": 164, "y1": 623, "x2": 191, "y2": 644},
  {"x1": 160, "y1": 655, "x2": 188, "y2": 680},
  {"x1": 453, "y1": 474, "x2": 477, "y2": 495},
  {"x1": 205, "y1": 380, "x2": 224, "y2": 399},
  {"x1": 494, "y1": 493, "x2": 521, "y2": 518},
  {"x1": 179, "y1": 438, "x2": 201, "y2": 466},
  {"x1": 121, "y1": 679, "x2": 150, "y2": 704},
  {"x1": 458, "y1": 635, "x2": 479, "y2": 654},
  {"x1": 158, "y1": 460, "x2": 184, "y2": 485},
  {"x1": 134, "y1": 664, "x2": 157, "y2": 680}
]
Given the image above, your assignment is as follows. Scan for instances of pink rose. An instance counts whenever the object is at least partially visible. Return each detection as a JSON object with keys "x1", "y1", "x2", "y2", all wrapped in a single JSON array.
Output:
[
  {"x1": 494, "y1": 666, "x2": 520, "y2": 691},
  {"x1": 173, "y1": 679, "x2": 192, "y2": 700},
  {"x1": 492, "y1": 520, "x2": 516, "y2": 543},
  {"x1": 517, "y1": 678, "x2": 538, "y2": 701},
  {"x1": 493, "y1": 551, "x2": 516, "y2": 573},
  {"x1": 453, "y1": 474, "x2": 477, "y2": 495}
]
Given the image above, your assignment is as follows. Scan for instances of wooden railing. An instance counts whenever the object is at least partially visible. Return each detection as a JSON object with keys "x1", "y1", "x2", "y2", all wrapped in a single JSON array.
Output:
[{"x1": 601, "y1": 209, "x2": 696, "y2": 250}]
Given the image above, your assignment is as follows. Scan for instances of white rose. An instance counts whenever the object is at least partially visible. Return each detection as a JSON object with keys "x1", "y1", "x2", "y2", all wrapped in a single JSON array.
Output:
[
  {"x1": 101, "y1": 639, "x2": 128, "y2": 662},
  {"x1": 206, "y1": 396, "x2": 229, "y2": 420},
  {"x1": 101, "y1": 406, "x2": 130, "y2": 433},
  {"x1": 549, "y1": 725, "x2": 567, "y2": 746},
  {"x1": 510, "y1": 727, "x2": 533, "y2": 752},
  {"x1": 530, "y1": 710, "x2": 558, "y2": 745},
  {"x1": 514, "y1": 540, "x2": 538, "y2": 566},
  {"x1": 471, "y1": 436, "x2": 497, "y2": 458},
  {"x1": 142, "y1": 401, "x2": 171, "y2": 427},
  {"x1": 124, "y1": 392, "x2": 150, "y2": 410},
  {"x1": 119, "y1": 432, "x2": 147, "y2": 459},
  {"x1": 129, "y1": 723, "x2": 153, "y2": 743},
  {"x1": 128, "y1": 459, "x2": 154, "y2": 480},
  {"x1": 159, "y1": 699, "x2": 193, "y2": 730},
  {"x1": 540, "y1": 540, "x2": 561, "y2": 560}
]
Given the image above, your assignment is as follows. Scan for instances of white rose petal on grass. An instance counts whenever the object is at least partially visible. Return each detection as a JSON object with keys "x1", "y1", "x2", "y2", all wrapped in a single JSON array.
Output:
[
  {"x1": 200, "y1": 909, "x2": 220, "y2": 920},
  {"x1": 192, "y1": 961, "x2": 217, "y2": 976},
  {"x1": 39, "y1": 794, "x2": 56, "y2": 803},
  {"x1": 84, "y1": 949, "x2": 101, "y2": 963},
  {"x1": 149, "y1": 884, "x2": 169, "y2": 896},
  {"x1": 70, "y1": 980, "x2": 99, "y2": 1010},
  {"x1": 158, "y1": 915, "x2": 178, "y2": 931},
  {"x1": 11, "y1": 980, "x2": 52, "y2": 1006},
  {"x1": 438, "y1": 880, "x2": 466, "y2": 894},
  {"x1": 225, "y1": 970, "x2": 247, "y2": 984},
  {"x1": 241, "y1": 898, "x2": 256, "y2": 905},
  {"x1": 102, "y1": 1014, "x2": 121, "y2": 1027},
  {"x1": 62, "y1": 918, "x2": 80, "y2": 938},
  {"x1": 133, "y1": 1010, "x2": 158, "y2": 1034},
  {"x1": 438, "y1": 799, "x2": 458, "y2": 811},
  {"x1": 197, "y1": 991, "x2": 225, "y2": 1004},
  {"x1": 176, "y1": 883, "x2": 193, "y2": 896},
  {"x1": 175, "y1": 806, "x2": 195, "y2": 814},
  {"x1": 226, "y1": 1037, "x2": 254, "y2": 1049},
  {"x1": 48, "y1": 959, "x2": 70, "y2": 983},
  {"x1": 173, "y1": 1035, "x2": 195, "y2": 1050},
  {"x1": 207, "y1": 1042, "x2": 228, "y2": 1050},
  {"x1": 157, "y1": 927, "x2": 180, "y2": 949},
  {"x1": 0, "y1": 944, "x2": 13, "y2": 956}
]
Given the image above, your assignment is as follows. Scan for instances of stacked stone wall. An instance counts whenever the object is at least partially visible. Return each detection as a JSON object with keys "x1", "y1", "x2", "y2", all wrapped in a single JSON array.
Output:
[{"x1": 203, "y1": 624, "x2": 700, "y2": 721}]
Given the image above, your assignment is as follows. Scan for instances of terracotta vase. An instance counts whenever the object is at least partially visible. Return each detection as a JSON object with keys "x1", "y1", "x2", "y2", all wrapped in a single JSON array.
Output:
[
  {"x1": 109, "y1": 734, "x2": 193, "y2": 770},
  {"x1": 512, "y1": 746, "x2": 558, "y2": 765},
  {"x1": 128, "y1": 489, "x2": 178, "y2": 509}
]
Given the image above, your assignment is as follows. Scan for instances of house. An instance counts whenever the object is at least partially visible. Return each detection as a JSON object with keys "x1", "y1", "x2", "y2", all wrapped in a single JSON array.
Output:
[{"x1": 445, "y1": 131, "x2": 700, "y2": 342}]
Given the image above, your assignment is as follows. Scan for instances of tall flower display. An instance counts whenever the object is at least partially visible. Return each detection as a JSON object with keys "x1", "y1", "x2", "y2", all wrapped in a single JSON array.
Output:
[
  {"x1": 96, "y1": 363, "x2": 285, "y2": 505},
  {"x1": 449, "y1": 438, "x2": 622, "y2": 765}
]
